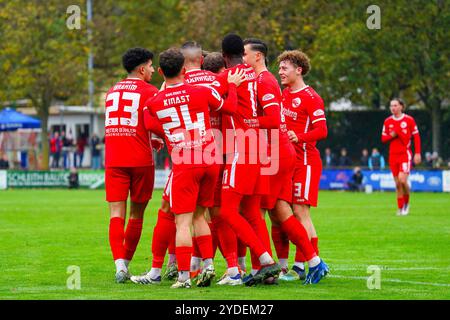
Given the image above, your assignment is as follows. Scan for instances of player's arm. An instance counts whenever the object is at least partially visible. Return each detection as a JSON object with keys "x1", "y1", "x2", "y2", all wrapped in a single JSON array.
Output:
[
  {"x1": 209, "y1": 69, "x2": 245, "y2": 114},
  {"x1": 411, "y1": 119, "x2": 422, "y2": 164},
  {"x1": 258, "y1": 105, "x2": 281, "y2": 129},
  {"x1": 143, "y1": 104, "x2": 165, "y2": 138},
  {"x1": 381, "y1": 122, "x2": 394, "y2": 143},
  {"x1": 295, "y1": 99, "x2": 328, "y2": 143},
  {"x1": 257, "y1": 81, "x2": 281, "y2": 129}
]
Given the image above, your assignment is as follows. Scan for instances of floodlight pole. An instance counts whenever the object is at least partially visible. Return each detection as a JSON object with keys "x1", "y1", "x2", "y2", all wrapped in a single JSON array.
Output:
[{"x1": 87, "y1": 0, "x2": 95, "y2": 135}]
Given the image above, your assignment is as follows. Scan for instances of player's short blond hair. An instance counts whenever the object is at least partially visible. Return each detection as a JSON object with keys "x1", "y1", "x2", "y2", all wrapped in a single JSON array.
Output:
[{"x1": 277, "y1": 50, "x2": 311, "y2": 76}]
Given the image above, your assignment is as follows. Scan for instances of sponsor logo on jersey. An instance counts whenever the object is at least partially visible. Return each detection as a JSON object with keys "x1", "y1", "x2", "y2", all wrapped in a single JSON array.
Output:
[
  {"x1": 401, "y1": 121, "x2": 407, "y2": 128},
  {"x1": 313, "y1": 109, "x2": 325, "y2": 117},
  {"x1": 262, "y1": 94, "x2": 275, "y2": 101},
  {"x1": 292, "y1": 97, "x2": 301, "y2": 108}
]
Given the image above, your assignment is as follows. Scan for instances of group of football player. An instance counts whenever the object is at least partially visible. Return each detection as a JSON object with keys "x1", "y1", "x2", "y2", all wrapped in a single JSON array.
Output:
[{"x1": 104, "y1": 33, "x2": 332, "y2": 289}]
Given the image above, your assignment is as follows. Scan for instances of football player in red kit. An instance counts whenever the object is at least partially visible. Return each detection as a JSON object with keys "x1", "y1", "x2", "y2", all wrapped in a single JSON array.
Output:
[
  {"x1": 142, "y1": 48, "x2": 244, "y2": 288},
  {"x1": 104, "y1": 48, "x2": 159, "y2": 283},
  {"x1": 244, "y1": 39, "x2": 329, "y2": 284},
  {"x1": 382, "y1": 98, "x2": 421, "y2": 215},
  {"x1": 278, "y1": 50, "x2": 329, "y2": 284},
  {"x1": 214, "y1": 34, "x2": 281, "y2": 286}
]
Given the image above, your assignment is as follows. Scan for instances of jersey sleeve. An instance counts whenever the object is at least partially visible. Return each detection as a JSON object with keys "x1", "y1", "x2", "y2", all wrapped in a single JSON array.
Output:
[
  {"x1": 257, "y1": 78, "x2": 281, "y2": 110},
  {"x1": 213, "y1": 71, "x2": 229, "y2": 97},
  {"x1": 410, "y1": 117, "x2": 421, "y2": 154},
  {"x1": 381, "y1": 119, "x2": 393, "y2": 143},
  {"x1": 306, "y1": 95, "x2": 326, "y2": 125}
]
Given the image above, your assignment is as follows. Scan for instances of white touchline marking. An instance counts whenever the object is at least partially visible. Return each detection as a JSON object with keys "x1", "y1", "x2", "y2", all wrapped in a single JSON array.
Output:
[
  {"x1": 331, "y1": 267, "x2": 450, "y2": 271},
  {"x1": 328, "y1": 274, "x2": 450, "y2": 287}
]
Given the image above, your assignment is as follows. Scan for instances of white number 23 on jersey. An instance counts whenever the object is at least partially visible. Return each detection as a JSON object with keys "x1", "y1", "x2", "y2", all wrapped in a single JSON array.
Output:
[{"x1": 105, "y1": 91, "x2": 140, "y2": 127}]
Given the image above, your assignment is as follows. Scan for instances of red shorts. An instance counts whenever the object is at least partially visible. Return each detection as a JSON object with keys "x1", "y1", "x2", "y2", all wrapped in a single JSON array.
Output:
[
  {"x1": 212, "y1": 164, "x2": 225, "y2": 207},
  {"x1": 222, "y1": 161, "x2": 267, "y2": 195},
  {"x1": 292, "y1": 162, "x2": 322, "y2": 207},
  {"x1": 162, "y1": 170, "x2": 172, "y2": 203},
  {"x1": 389, "y1": 154, "x2": 411, "y2": 177},
  {"x1": 105, "y1": 166, "x2": 154, "y2": 203},
  {"x1": 169, "y1": 164, "x2": 219, "y2": 214},
  {"x1": 261, "y1": 153, "x2": 296, "y2": 210}
]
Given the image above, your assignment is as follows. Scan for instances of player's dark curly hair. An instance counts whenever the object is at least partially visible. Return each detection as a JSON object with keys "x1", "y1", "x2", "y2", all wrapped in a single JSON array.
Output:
[
  {"x1": 159, "y1": 48, "x2": 185, "y2": 78},
  {"x1": 202, "y1": 52, "x2": 225, "y2": 73},
  {"x1": 222, "y1": 33, "x2": 244, "y2": 57},
  {"x1": 277, "y1": 50, "x2": 311, "y2": 76},
  {"x1": 122, "y1": 47, "x2": 154, "y2": 73}
]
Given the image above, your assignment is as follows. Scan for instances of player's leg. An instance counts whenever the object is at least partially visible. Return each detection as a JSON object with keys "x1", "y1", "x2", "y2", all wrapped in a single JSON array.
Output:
[
  {"x1": 125, "y1": 166, "x2": 154, "y2": 265},
  {"x1": 109, "y1": 201, "x2": 129, "y2": 282},
  {"x1": 398, "y1": 171, "x2": 410, "y2": 215},
  {"x1": 276, "y1": 200, "x2": 328, "y2": 283},
  {"x1": 106, "y1": 167, "x2": 132, "y2": 283},
  {"x1": 220, "y1": 189, "x2": 280, "y2": 286},
  {"x1": 241, "y1": 194, "x2": 271, "y2": 276},
  {"x1": 171, "y1": 212, "x2": 194, "y2": 288},
  {"x1": 268, "y1": 212, "x2": 290, "y2": 276},
  {"x1": 192, "y1": 205, "x2": 216, "y2": 287}
]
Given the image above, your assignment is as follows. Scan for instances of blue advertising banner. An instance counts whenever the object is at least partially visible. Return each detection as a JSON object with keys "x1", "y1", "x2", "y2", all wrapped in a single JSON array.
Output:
[{"x1": 320, "y1": 169, "x2": 446, "y2": 192}]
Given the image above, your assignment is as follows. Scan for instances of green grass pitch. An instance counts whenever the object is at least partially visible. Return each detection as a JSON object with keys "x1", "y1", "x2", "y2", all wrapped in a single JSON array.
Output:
[{"x1": 0, "y1": 189, "x2": 449, "y2": 300}]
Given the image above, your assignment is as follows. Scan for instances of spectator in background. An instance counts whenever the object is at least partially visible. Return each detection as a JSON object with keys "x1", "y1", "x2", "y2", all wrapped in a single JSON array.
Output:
[
  {"x1": 431, "y1": 151, "x2": 443, "y2": 169},
  {"x1": 323, "y1": 147, "x2": 336, "y2": 168},
  {"x1": 90, "y1": 133, "x2": 101, "y2": 170},
  {"x1": 50, "y1": 131, "x2": 62, "y2": 168},
  {"x1": 74, "y1": 134, "x2": 87, "y2": 168},
  {"x1": 61, "y1": 131, "x2": 74, "y2": 169},
  {"x1": 68, "y1": 167, "x2": 79, "y2": 189},
  {"x1": 338, "y1": 148, "x2": 352, "y2": 167},
  {"x1": 0, "y1": 153, "x2": 9, "y2": 169},
  {"x1": 360, "y1": 148, "x2": 369, "y2": 167},
  {"x1": 347, "y1": 166, "x2": 364, "y2": 192},
  {"x1": 424, "y1": 152, "x2": 433, "y2": 168},
  {"x1": 368, "y1": 147, "x2": 385, "y2": 170}
]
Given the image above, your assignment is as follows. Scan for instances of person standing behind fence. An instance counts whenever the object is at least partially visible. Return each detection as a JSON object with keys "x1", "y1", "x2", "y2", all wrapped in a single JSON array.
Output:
[
  {"x1": 61, "y1": 131, "x2": 74, "y2": 169},
  {"x1": 368, "y1": 147, "x2": 385, "y2": 170},
  {"x1": 50, "y1": 132, "x2": 62, "y2": 168},
  {"x1": 75, "y1": 134, "x2": 87, "y2": 168},
  {"x1": 360, "y1": 148, "x2": 369, "y2": 167},
  {"x1": 90, "y1": 133, "x2": 101, "y2": 170},
  {"x1": 338, "y1": 148, "x2": 352, "y2": 167}
]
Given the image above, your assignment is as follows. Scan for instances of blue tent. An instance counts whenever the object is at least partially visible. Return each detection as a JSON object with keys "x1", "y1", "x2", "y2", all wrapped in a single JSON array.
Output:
[{"x1": 0, "y1": 107, "x2": 41, "y2": 131}]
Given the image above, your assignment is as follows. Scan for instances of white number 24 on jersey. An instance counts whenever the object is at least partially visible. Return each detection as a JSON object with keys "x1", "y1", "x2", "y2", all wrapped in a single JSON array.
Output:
[{"x1": 105, "y1": 91, "x2": 140, "y2": 127}]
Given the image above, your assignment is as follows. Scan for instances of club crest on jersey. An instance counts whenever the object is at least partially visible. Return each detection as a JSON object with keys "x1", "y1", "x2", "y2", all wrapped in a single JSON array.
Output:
[
  {"x1": 313, "y1": 109, "x2": 325, "y2": 117},
  {"x1": 292, "y1": 97, "x2": 301, "y2": 108},
  {"x1": 262, "y1": 94, "x2": 275, "y2": 101},
  {"x1": 401, "y1": 121, "x2": 407, "y2": 128}
]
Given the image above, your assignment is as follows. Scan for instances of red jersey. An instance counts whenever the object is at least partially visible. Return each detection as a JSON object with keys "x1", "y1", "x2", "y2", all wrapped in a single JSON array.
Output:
[
  {"x1": 184, "y1": 69, "x2": 222, "y2": 130},
  {"x1": 282, "y1": 86, "x2": 326, "y2": 165},
  {"x1": 256, "y1": 70, "x2": 293, "y2": 159},
  {"x1": 145, "y1": 83, "x2": 225, "y2": 168},
  {"x1": 382, "y1": 114, "x2": 421, "y2": 158},
  {"x1": 216, "y1": 64, "x2": 259, "y2": 156},
  {"x1": 104, "y1": 78, "x2": 158, "y2": 167}
]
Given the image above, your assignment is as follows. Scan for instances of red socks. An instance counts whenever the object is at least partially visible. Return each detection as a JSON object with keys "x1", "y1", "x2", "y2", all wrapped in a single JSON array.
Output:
[
  {"x1": 124, "y1": 218, "x2": 143, "y2": 261},
  {"x1": 403, "y1": 194, "x2": 409, "y2": 206},
  {"x1": 192, "y1": 237, "x2": 202, "y2": 258},
  {"x1": 237, "y1": 238, "x2": 247, "y2": 259},
  {"x1": 212, "y1": 214, "x2": 238, "y2": 268},
  {"x1": 281, "y1": 216, "x2": 316, "y2": 262},
  {"x1": 272, "y1": 225, "x2": 289, "y2": 260},
  {"x1": 195, "y1": 235, "x2": 214, "y2": 259},
  {"x1": 152, "y1": 209, "x2": 176, "y2": 268},
  {"x1": 397, "y1": 197, "x2": 404, "y2": 209},
  {"x1": 176, "y1": 246, "x2": 192, "y2": 271},
  {"x1": 109, "y1": 217, "x2": 125, "y2": 260},
  {"x1": 311, "y1": 237, "x2": 319, "y2": 256}
]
